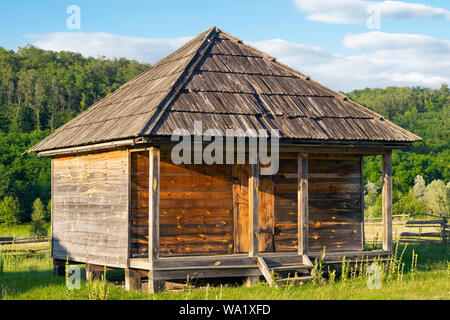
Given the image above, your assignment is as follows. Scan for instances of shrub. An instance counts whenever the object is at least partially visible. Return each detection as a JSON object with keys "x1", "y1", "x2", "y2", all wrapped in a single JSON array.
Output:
[
  {"x1": 31, "y1": 198, "x2": 47, "y2": 237},
  {"x1": 0, "y1": 196, "x2": 21, "y2": 227},
  {"x1": 424, "y1": 180, "x2": 449, "y2": 217}
]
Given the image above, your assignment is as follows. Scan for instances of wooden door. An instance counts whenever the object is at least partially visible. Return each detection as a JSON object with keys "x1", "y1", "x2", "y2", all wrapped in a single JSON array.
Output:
[
  {"x1": 233, "y1": 164, "x2": 250, "y2": 253},
  {"x1": 233, "y1": 165, "x2": 275, "y2": 253}
]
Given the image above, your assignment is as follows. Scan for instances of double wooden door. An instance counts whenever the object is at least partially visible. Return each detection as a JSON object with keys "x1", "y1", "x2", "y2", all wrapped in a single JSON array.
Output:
[{"x1": 233, "y1": 164, "x2": 275, "y2": 253}]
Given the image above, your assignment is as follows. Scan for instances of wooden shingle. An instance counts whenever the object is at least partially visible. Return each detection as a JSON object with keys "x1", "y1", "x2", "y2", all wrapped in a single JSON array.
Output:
[{"x1": 29, "y1": 26, "x2": 421, "y2": 154}]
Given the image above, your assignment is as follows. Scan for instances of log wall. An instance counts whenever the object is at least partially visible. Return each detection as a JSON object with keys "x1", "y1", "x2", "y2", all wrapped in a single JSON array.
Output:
[
  {"x1": 274, "y1": 155, "x2": 363, "y2": 253},
  {"x1": 308, "y1": 157, "x2": 363, "y2": 252},
  {"x1": 158, "y1": 152, "x2": 234, "y2": 256},
  {"x1": 52, "y1": 149, "x2": 364, "y2": 265},
  {"x1": 52, "y1": 150, "x2": 129, "y2": 268}
]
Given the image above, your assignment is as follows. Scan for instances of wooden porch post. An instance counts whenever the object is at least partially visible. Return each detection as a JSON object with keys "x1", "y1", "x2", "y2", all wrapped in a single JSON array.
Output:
[
  {"x1": 382, "y1": 151, "x2": 393, "y2": 252},
  {"x1": 148, "y1": 147, "x2": 164, "y2": 293},
  {"x1": 360, "y1": 156, "x2": 366, "y2": 250},
  {"x1": 298, "y1": 153, "x2": 309, "y2": 255},
  {"x1": 249, "y1": 163, "x2": 260, "y2": 257}
]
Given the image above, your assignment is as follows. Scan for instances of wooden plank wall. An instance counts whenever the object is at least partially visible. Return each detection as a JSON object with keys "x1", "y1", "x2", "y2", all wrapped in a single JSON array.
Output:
[
  {"x1": 52, "y1": 150, "x2": 129, "y2": 268},
  {"x1": 308, "y1": 157, "x2": 363, "y2": 252},
  {"x1": 130, "y1": 152, "x2": 149, "y2": 258},
  {"x1": 159, "y1": 152, "x2": 234, "y2": 256},
  {"x1": 259, "y1": 177, "x2": 275, "y2": 252},
  {"x1": 273, "y1": 155, "x2": 363, "y2": 253},
  {"x1": 274, "y1": 159, "x2": 299, "y2": 251}
]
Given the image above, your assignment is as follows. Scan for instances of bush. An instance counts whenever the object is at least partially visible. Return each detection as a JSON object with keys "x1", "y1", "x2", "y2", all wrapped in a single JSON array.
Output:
[
  {"x1": 393, "y1": 191, "x2": 427, "y2": 216},
  {"x1": 0, "y1": 196, "x2": 21, "y2": 226},
  {"x1": 424, "y1": 180, "x2": 450, "y2": 217},
  {"x1": 30, "y1": 198, "x2": 47, "y2": 237}
]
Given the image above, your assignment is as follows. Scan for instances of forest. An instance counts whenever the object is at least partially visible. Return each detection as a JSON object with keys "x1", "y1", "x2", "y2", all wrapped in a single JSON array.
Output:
[{"x1": 0, "y1": 46, "x2": 448, "y2": 233}]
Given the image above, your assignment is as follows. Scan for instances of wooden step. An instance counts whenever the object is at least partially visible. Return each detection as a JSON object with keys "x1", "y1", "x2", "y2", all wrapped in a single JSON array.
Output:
[
  {"x1": 271, "y1": 264, "x2": 312, "y2": 272},
  {"x1": 258, "y1": 256, "x2": 313, "y2": 288},
  {"x1": 276, "y1": 276, "x2": 314, "y2": 286},
  {"x1": 257, "y1": 257, "x2": 277, "y2": 288},
  {"x1": 324, "y1": 257, "x2": 392, "y2": 265}
]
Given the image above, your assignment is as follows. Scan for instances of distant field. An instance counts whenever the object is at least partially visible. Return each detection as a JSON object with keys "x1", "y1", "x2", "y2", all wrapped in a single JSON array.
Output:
[
  {"x1": 0, "y1": 224, "x2": 50, "y2": 239},
  {"x1": 0, "y1": 243, "x2": 448, "y2": 300},
  {"x1": 0, "y1": 224, "x2": 34, "y2": 238}
]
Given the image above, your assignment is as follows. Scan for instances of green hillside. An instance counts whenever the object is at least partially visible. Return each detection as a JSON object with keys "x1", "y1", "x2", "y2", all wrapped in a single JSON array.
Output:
[{"x1": 0, "y1": 46, "x2": 448, "y2": 223}]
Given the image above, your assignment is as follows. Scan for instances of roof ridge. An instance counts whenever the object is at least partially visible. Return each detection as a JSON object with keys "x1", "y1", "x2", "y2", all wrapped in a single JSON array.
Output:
[
  {"x1": 27, "y1": 26, "x2": 421, "y2": 154},
  {"x1": 138, "y1": 26, "x2": 219, "y2": 136}
]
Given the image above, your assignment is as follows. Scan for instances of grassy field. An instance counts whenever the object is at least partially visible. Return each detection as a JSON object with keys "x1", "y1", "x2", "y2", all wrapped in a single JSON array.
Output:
[
  {"x1": 0, "y1": 224, "x2": 51, "y2": 239},
  {"x1": 0, "y1": 243, "x2": 448, "y2": 300},
  {"x1": 0, "y1": 224, "x2": 34, "y2": 238}
]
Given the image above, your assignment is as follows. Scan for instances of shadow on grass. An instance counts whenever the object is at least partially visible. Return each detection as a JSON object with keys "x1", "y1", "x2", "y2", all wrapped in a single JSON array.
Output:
[
  {"x1": 401, "y1": 244, "x2": 448, "y2": 271},
  {"x1": 365, "y1": 242, "x2": 448, "y2": 272},
  {"x1": 0, "y1": 269, "x2": 65, "y2": 298}
]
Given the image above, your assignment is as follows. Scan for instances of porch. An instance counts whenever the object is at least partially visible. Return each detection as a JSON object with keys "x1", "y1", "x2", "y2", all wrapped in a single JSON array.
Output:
[{"x1": 126, "y1": 147, "x2": 394, "y2": 291}]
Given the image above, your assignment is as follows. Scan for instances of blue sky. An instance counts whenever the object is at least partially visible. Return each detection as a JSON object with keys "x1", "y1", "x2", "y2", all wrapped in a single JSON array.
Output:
[{"x1": 1, "y1": 0, "x2": 450, "y2": 90}]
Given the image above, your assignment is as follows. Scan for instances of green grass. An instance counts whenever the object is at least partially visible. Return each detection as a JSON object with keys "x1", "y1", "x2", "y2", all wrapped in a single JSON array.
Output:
[
  {"x1": 0, "y1": 244, "x2": 448, "y2": 300},
  {"x1": 0, "y1": 223, "x2": 51, "y2": 240},
  {"x1": 0, "y1": 224, "x2": 34, "y2": 238}
]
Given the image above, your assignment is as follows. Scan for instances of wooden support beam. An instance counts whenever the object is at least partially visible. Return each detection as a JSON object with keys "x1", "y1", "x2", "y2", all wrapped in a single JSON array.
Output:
[
  {"x1": 257, "y1": 257, "x2": 277, "y2": 288},
  {"x1": 245, "y1": 276, "x2": 260, "y2": 287},
  {"x1": 148, "y1": 272, "x2": 165, "y2": 294},
  {"x1": 53, "y1": 259, "x2": 66, "y2": 277},
  {"x1": 125, "y1": 269, "x2": 142, "y2": 291},
  {"x1": 148, "y1": 147, "x2": 162, "y2": 292},
  {"x1": 149, "y1": 147, "x2": 160, "y2": 266},
  {"x1": 85, "y1": 264, "x2": 102, "y2": 281},
  {"x1": 360, "y1": 156, "x2": 366, "y2": 250},
  {"x1": 126, "y1": 151, "x2": 132, "y2": 268},
  {"x1": 249, "y1": 163, "x2": 259, "y2": 258},
  {"x1": 298, "y1": 153, "x2": 309, "y2": 255},
  {"x1": 50, "y1": 160, "x2": 54, "y2": 258},
  {"x1": 382, "y1": 151, "x2": 393, "y2": 251}
]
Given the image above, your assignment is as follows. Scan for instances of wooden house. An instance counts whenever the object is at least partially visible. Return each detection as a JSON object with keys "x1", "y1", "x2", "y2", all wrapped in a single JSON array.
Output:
[{"x1": 28, "y1": 27, "x2": 421, "y2": 291}]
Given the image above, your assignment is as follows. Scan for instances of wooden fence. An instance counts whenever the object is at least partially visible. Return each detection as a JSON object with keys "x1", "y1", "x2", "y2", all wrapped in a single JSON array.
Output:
[
  {"x1": 0, "y1": 236, "x2": 51, "y2": 256},
  {"x1": 365, "y1": 213, "x2": 448, "y2": 249},
  {"x1": 399, "y1": 213, "x2": 448, "y2": 248},
  {"x1": 0, "y1": 236, "x2": 50, "y2": 245}
]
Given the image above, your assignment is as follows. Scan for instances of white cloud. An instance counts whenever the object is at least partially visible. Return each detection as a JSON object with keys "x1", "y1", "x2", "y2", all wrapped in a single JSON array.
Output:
[
  {"x1": 30, "y1": 32, "x2": 191, "y2": 64},
  {"x1": 251, "y1": 32, "x2": 450, "y2": 91},
  {"x1": 249, "y1": 39, "x2": 334, "y2": 65},
  {"x1": 343, "y1": 31, "x2": 450, "y2": 54},
  {"x1": 30, "y1": 31, "x2": 450, "y2": 91},
  {"x1": 294, "y1": 0, "x2": 450, "y2": 24}
]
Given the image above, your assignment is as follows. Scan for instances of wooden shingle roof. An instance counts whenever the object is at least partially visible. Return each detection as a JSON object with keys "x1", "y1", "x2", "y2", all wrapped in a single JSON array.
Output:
[{"x1": 29, "y1": 27, "x2": 421, "y2": 153}]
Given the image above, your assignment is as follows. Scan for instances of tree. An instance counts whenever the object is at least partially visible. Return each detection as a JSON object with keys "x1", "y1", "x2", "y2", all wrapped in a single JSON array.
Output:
[
  {"x1": 364, "y1": 181, "x2": 379, "y2": 210},
  {"x1": 366, "y1": 194, "x2": 382, "y2": 218},
  {"x1": 413, "y1": 175, "x2": 426, "y2": 200},
  {"x1": 424, "y1": 180, "x2": 450, "y2": 217},
  {"x1": 393, "y1": 191, "x2": 427, "y2": 216},
  {"x1": 31, "y1": 198, "x2": 47, "y2": 237},
  {"x1": 0, "y1": 196, "x2": 21, "y2": 226},
  {"x1": 0, "y1": 164, "x2": 10, "y2": 198}
]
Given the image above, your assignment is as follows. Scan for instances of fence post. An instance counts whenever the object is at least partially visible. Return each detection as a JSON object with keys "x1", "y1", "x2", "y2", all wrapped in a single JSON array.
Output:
[{"x1": 442, "y1": 217, "x2": 447, "y2": 252}]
